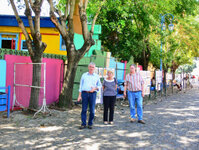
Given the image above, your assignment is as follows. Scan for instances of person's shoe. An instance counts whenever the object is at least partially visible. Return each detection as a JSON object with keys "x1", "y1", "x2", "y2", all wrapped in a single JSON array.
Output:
[
  {"x1": 130, "y1": 118, "x2": 136, "y2": 123},
  {"x1": 138, "y1": 120, "x2": 145, "y2": 124},
  {"x1": 109, "y1": 121, "x2": 114, "y2": 125},
  {"x1": 79, "y1": 125, "x2": 86, "y2": 129},
  {"x1": 104, "y1": 121, "x2": 108, "y2": 125},
  {"x1": 88, "y1": 125, "x2": 93, "y2": 129}
]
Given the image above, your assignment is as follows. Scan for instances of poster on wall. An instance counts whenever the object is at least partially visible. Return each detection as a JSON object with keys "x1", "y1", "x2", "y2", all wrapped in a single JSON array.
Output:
[
  {"x1": 156, "y1": 71, "x2": 162, "y2": 91},
  {"x1": 103, "y1": 68, "x2": 115, "y2": 78},
  {"x1": 96, "y1": 87, "x2": 103, "y2": 104},
  {"x1": 94, "y1": 67, "x2": 99, "y2": 75},
  {"x1": 166, "y1": 73, "x2": 172, "y2": 80},
  {"x1": 166, "y1": 73, "x2": 172, "y2": 85},
  {"x1": 98, "y1": 68, "x2": 104, "y2": 78},
  {"x1": 94, "y1": 67, "x2": 104, "y2": 78},
  {"x1": 140, "y1": 71, "x2": 151, "y2": 95},
  {"x1": 95, "y1": 67, "x2": 115, "y2": 78}
]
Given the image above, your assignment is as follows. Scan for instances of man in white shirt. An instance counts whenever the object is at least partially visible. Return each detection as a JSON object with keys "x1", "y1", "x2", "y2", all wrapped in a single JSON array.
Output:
[{"x1": 78, "y1": 62, "x2": 101, "y2": 129}]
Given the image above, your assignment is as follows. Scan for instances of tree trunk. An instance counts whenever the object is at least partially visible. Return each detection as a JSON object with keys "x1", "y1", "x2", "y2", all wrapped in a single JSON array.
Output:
[
  {"x1": 143, "y1": 50, "x2": 147, "y2": 70},
  {"x1": 58, "y1": 54, "x2": 79, "y2": 108},
  {"x1": 10, "y1": 0, "x2": 47, "y2": 111},
  {"x1": 163, "y1": 69, "x2": 167, "y2": 96},
  {"x1": 172, "y1": 68, "x2": 177, "y2": 80},
  {"x1": 171, "y1": 61, "x2": 179, "y2": 80},
  {"x1": 141, "y1": 39, "x2": 150, "y2": 70},
  {"x1": 29, "y1": 58, "x2": 42, "y2": 110}
]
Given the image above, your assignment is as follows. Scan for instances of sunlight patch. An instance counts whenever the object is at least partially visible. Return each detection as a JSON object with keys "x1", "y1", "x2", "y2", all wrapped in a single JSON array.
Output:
[{"x1": 37, "y1": 126, "x2": 63, "y2": 132}]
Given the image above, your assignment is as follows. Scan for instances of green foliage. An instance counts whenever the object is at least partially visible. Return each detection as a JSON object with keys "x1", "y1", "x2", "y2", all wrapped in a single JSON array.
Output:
[
  {"x1": 55, "y1": 0, "x2": 199, "y2": 71},
  {"x1": 162, "y1": 14, "x2": 199, "y2": 71},
  {"x1": 56, "y1": 0, "x2": 67, "y2": 12},
  {"x1": 176, "y1": 62, "x2": 197, "y2": 73},
  {"x1": 87, "y1": 0, "x2": 106, "y2": 22},
  {"x1": 95, "y1": 0, "x2": 199, "y2": 71}
]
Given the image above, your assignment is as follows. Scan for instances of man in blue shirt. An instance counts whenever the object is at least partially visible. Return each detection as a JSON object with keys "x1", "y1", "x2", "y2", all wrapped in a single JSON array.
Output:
[{"x1": 78, "y1": 62, "x2": 101, "y2": 129}]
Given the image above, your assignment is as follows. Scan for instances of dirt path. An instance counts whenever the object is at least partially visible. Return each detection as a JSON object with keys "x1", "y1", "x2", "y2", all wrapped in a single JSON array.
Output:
[{"x1": 0, "y1": 88, "x2": 199, "y2": 150}]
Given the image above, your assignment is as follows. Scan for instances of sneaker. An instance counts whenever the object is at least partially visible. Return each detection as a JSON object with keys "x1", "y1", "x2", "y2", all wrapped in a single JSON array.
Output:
[
  {"x1": 88, "y1": 125, "x2": 93, "y2": 129},
  {"x1": 79, "y1": 125, "x2": 86, "y2": 129},
  {"x1": 138, "y1": 120, "x2": 145, "y2": 124},
  {"x1": 109, "y1": 121, "x2": 114, "y2": 125},
  {"x1": 104, "y1": 121, "x2": 108, "y2": 125}
]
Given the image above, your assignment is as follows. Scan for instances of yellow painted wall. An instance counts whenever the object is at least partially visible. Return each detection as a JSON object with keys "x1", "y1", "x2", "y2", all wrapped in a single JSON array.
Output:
[{"x1": 0, "y1": 26, "x2": 67, "y2": 55}]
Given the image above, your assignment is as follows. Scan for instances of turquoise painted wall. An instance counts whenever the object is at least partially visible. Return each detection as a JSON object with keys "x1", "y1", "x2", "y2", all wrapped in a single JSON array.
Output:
[
  {"x1": 0, "y1": 60, "x2": 6, "y2": 92},
  {"x1": 109, "y1": 57, "x2": 125, "y2": 80}
]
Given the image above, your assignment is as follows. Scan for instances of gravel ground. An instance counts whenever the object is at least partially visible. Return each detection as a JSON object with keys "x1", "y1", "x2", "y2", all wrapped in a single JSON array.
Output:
[{"x1": 0, "y1": 88, "x2": 199, "y2": 150}]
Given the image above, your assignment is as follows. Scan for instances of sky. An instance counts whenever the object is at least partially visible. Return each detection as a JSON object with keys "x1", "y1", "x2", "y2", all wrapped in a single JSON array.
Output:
[{"x1": 0, "y1": 0, "x2": 50, "y2": 16}]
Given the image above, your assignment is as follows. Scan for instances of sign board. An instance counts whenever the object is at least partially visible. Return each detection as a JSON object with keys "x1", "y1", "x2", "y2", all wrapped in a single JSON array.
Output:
[
  {"x1": 140, "y1": 71, "x2": 151, "y2": 95},
  {"x1": 156, "y1": 71, "x2": 162, "y2": 91}
]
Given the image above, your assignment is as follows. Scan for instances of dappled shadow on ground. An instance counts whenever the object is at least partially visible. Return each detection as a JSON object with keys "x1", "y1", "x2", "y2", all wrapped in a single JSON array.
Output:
[{"x1": 0, "y1": 89, "x2": 199, "y2": 149}]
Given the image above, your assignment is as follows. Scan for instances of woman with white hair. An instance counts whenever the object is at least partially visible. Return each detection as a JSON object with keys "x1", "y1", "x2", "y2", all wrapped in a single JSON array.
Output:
[{"x1": 102, "y1": 70, "x2": 117, "y2": 125}]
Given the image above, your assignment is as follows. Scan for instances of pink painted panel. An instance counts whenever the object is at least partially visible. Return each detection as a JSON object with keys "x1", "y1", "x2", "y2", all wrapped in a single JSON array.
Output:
[{"x1": 4, "y1": 55, "x2": 64, "y2": 108}]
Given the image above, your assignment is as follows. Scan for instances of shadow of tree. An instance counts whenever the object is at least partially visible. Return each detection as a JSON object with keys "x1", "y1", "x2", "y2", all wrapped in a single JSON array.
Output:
[{"x1": 0, "y1": 89, "x2": 199, "y2": 149}]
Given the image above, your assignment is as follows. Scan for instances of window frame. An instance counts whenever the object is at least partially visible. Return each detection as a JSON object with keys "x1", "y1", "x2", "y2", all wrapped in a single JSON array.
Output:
[
  {"x1": 0, "y1": 33, "x2": 19, "y2": 50},
  {"x1": 21, "y1": 40, "x2": 29, "y2": 51},
  {"x1": 60, "y1": 35, "x2": 66, "y2": 51}
]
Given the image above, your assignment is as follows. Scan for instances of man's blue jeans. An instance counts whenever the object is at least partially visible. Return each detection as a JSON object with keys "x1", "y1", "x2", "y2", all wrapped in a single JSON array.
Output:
[
  {"x1": 127, "y1": 91, "x2": 143, "y2": 120},
  {"x1": 81, "y1": 91, "x2": 97, "y2": 126}
]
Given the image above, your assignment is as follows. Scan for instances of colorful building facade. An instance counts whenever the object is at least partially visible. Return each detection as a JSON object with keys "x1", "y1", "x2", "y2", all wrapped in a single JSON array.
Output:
[
  {"x1": 0, "y1": 15, "x2": 127, "y2": 101},
  {"x1": 0, "y1": 15, "x2": 101, "y2": 57}
]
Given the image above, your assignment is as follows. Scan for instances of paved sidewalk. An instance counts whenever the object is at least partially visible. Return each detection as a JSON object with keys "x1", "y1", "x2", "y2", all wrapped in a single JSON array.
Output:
[{"x1": 0, "y1": 89, "x2": 199, "y2": 149}]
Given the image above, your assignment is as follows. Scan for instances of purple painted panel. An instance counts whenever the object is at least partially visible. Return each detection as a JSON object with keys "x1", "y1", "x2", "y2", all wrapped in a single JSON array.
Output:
[{"x1": 4, "y1": 55, "x2": 64, "y2": 108}]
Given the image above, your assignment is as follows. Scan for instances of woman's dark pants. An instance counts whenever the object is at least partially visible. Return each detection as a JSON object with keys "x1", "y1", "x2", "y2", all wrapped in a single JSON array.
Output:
[{"x1": 103, "y1": 96, "x2": 116, "y2": 122}]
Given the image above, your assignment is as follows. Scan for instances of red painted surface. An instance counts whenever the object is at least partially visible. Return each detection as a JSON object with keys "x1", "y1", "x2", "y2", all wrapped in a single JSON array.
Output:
[
  {"x1": 138, "y1": 65, "x2": 143, "y2": 71},
  {"x1": 5, "y1": 55, "x2": 64, "y2": 108},
  {"x1": 18, "y1": 33, "x2": 22, "y2": 50}
]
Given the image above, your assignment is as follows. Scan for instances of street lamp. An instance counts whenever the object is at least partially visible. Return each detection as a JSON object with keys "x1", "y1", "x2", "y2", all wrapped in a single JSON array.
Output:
[{"x1": 160, "y1": 13, "x2": 174, "y2": 71}]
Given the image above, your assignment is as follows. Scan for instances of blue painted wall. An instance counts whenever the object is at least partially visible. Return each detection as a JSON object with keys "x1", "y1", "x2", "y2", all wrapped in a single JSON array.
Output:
[{"x1": 109, "y1": 57, "x2": 125, "y2": 80}]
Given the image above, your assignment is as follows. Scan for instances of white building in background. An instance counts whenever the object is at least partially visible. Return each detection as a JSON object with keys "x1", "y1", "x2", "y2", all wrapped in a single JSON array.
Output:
[
  {"x1": 192, "y1": 57, "x2": 199, "y2": 77},
  {"x1": 0, "y1": 0, "x2": 50, "y2": 16}
]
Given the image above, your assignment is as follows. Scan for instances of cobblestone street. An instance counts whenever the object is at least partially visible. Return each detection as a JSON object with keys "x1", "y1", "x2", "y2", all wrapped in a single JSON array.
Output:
[{"x1": 0, "y1": 88, "x2": 199, "y2": 150}]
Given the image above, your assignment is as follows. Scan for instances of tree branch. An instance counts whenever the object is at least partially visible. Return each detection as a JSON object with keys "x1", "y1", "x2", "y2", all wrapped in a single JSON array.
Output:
[
  {"x1": 48, "y1": 0, "x2": 67, "y2": 39},
  {"x1": 79, "y1": 0, "x2": 89, "y2": 40},
  {"x1": 48, "y1": 1, "x2": 66, "y2": 27},
  {"x1": 68, "y1": 0, "x2": 75, "y2": 41},
  {"x1": 9, "y1": 0, "x2": 34, "y2": 57},
  {"x1": 55, "y1": 8, "x2": 67, "y2": 28},
  {"x1": 31, "y1": 0, "x2": 41, "y2": 33},
  {"x1": 90, "y1": 0, "x2": 106, "y2": 34},
  {"x1": 78, "y1": 0, "x2": 106, "y2": 56},
  {"x1": 24, "y1": 0, "x2": 35, "y2": 36},
  {"x1": 65, "y1": 0, "x2": 70, "y2": 19},
  {"x1": 78, "y1": 40, "x2": 94, "y2": 56},
  {"x1": 40, "y1": 0, "x2": 44, "y2": 7},
  {"x1": 84, "y1": 0, "x2": 88, "y2": 9},
  {"x1": 29, "y1": 0, "x2": 34, "y2": 8}
]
